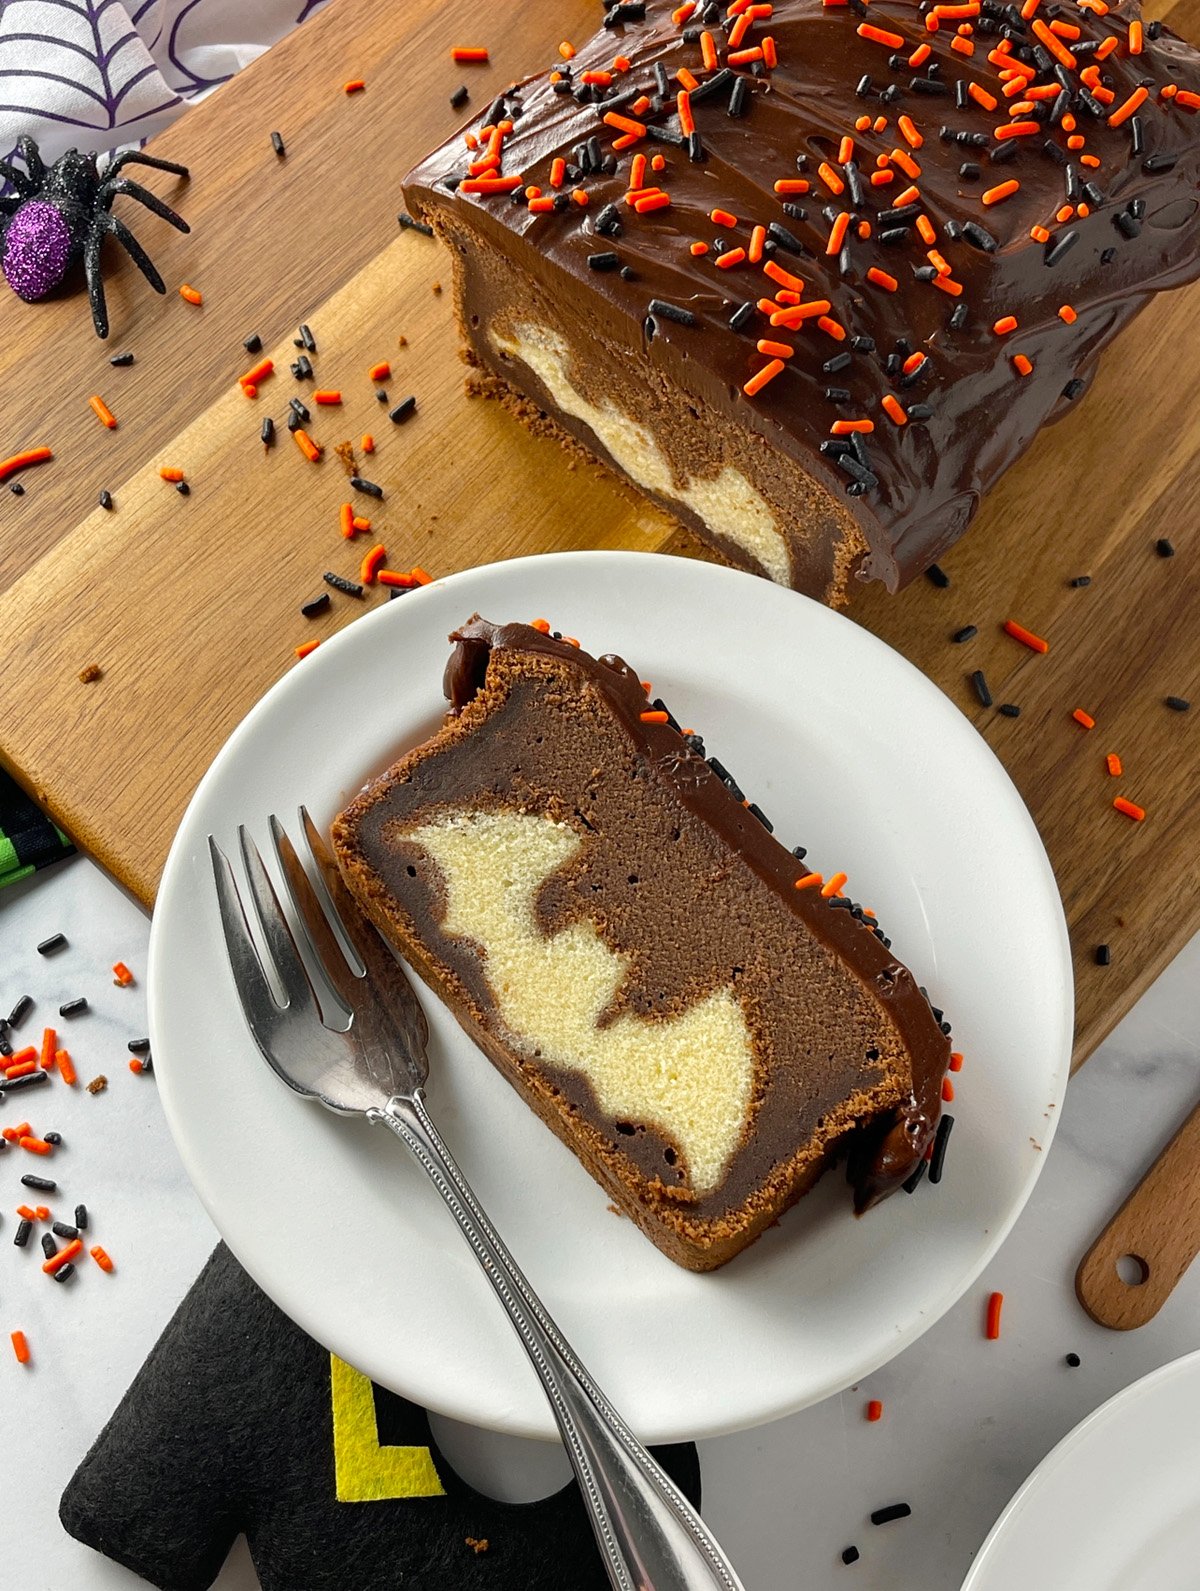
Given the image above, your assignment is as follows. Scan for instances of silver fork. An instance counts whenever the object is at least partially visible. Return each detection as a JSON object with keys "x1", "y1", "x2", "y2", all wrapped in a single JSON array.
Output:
[{"x1": 208, "y1": 808, "x2": 745, "y2": 1591}]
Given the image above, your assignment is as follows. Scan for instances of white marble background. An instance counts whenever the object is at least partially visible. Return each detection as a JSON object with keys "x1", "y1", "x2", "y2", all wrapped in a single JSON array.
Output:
[{"x1": 2, "y1": 851, "x2": 1198, "y2": 1590}]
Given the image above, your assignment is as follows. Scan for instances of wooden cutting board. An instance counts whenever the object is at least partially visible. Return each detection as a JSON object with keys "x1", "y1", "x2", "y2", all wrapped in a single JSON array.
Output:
[{"x1": 0, "y1": 0, "x2": 1196, "y2": 1073}]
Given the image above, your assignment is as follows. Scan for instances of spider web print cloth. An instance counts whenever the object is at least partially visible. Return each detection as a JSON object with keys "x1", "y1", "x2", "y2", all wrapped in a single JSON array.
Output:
[{"x1": 0, "y1": 0, "x2": 332, "y2": 169}]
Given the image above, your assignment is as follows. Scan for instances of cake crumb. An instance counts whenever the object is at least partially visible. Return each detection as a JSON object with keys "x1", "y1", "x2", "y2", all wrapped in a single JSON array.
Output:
[
  {"x1": 334, "y1": 441, "x2": 358, "y2": 476},
  {"x1": 398, "y1": 334, "x2": 408, "y2": 347},
  {"x1": 432, "y1": 281, "x2": 443, "y2": 294},
  {"x1": 85, "y1": 1074, "x2": 108, "y2": 1095},
  {"x1": 465, "y1": 1537, "x2": 489, "y2": 1555},
  {"x1": 78, "y1": 663, "x2": 102, "y2": 683}
]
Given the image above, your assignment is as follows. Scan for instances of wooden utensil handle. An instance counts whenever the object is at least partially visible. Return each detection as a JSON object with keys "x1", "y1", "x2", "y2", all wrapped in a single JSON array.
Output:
[{"x1": 1076, "y1": 1098, "x2": 1200, "y2": 1330}]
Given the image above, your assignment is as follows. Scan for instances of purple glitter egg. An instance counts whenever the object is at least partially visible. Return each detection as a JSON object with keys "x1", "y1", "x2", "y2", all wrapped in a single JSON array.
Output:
[{"x1": 3, "y1": 200, "x2": 73, "y2": 301}]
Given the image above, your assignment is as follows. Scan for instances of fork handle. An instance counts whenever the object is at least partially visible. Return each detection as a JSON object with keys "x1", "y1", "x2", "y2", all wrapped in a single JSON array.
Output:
[{"x1": 372, "y1": 1093, "x2": 744, "y2": 1591}]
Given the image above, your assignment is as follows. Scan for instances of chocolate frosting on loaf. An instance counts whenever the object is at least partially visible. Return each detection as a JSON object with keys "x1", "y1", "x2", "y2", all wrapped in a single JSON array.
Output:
[
  {"x1": 442, "y1": 618, "x2": 949, "y2": 1208},
  {"x1": 404, "y1": 1, "x2": 1200, "y2": 590}
]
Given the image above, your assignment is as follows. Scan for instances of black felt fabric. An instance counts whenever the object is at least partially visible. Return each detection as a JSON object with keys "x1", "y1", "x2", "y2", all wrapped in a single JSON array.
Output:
[{"x1": 60, "y1": 1243, "x2": 701, "y2": 1590}]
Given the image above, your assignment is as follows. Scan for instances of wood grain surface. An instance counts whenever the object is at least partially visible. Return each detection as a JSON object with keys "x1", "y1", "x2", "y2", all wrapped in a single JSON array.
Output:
[
  {"x1": 0, "y1": 0, "x2": 1195, "y2": 1079},
  {"x1": 1076, "y1": 1095, "x2": 1200, "y2": 1329}
]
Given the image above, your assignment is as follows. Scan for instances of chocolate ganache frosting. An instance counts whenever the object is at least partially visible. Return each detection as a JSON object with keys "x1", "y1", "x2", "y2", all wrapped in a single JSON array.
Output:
[{"x1": 404, "y1": 0, "x2": 1200, "y2": 590}]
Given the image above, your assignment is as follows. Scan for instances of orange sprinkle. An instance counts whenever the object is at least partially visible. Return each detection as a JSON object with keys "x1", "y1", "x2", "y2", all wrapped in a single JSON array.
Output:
[
  {"x1": 691, "y1": 241, "x2": 710, "y2": 257},
  {"x1": 982, "y1": 176, "x2": 1021, "y2": 205},
  {"x1": 728, "y1": 11, "x2": 753, "y2": 47},
  {"x1": 313, "y1": 390, "x2": 342, "y2": 406},
  {"x1": 89, "y1": 394, "x2": 117, "y2": 430},
  {"x1": 1012, "y1": 353, "x2": 1033, "y2": 377},
  {"x1": 858, "y1": 22, "x2": 905, "y2": 47},
  {"x1": 1114, "y1": 796, "x2": 1145, "y2": 821},
  {"x1": 158, "y1": 466, "x2": 185, "y2": 482},
  {"x1": 867, "y1": 267, "x2": 899, "y2": 292},
  {"x1": 818, "y1": 161, "x2": 845, "y2": 196},
  {"x1": 352, "y1": 516, "x2": 371, "y2": 533},
  {"x1": 1032, "y1": 17, "x2": 1076, "y2": 66},
  {"x1": 19, "y1": 1137, "x2": 52, "y2": 1156},
  {"x1": 949, "y1": 1051, "x2": 964, "y2": 1072},
  {"x1": 450, "y1": 47, "x2": 488, "y2": 63},
  {"x1": 794, "y1": 873, "x2": 824, "y2": 890},
  {"x1": 866, "y1": 1400, "x2": 884, "y2": 1422},
  {"x1": 857, "y1": 220, "x2": 872, "y2": 240},
  {"x1": 89, "y1": 1246, "x2": 114, "y2": 1274},
  {"x1": 726, "y1": 46, "x2": 764, "y2": 66},
  {"x1": 112, "y1": 961, "x2": 135, "y2": 987},
  {"x1": 894, "y1": 183, "x2": 921, "y2": 207},
  {"x1": 677, "y1": 90, "x2": 696, "y2": 136},
  {"x1": 882, "y1": 394, "x2": 907, "y2": 426},
  {"x1": 360, "y1": 434, "x2": 375, "y2": 456},
  {"x1": 951, "y1": 35, "x2": 976, "y2": 54},
  {"x1": 993, "y1": 315, "x2": 1018, "y2": 335},
  {"x1": 873, "y1": 115, "x2": 889, "y2": 132},
  {"x1": 294, "y1": 429, "x2": 321, "y2": 463},
  {"x1": 558, "y1": 40, "x2": 575, "y2": 59},
  {"x1": 11, "y1": 1331, "x2": 29, "y2": 1365},
  {"x1": 410, "y1": 567, "x2": 434, "y2": 586},
  {"x1": 460, "y1": 175, "x2": 522, "y2": 193},
  {"x1": 1108, "y1": 85, "x2": 1148, "y2": 125},
  {"x1": 749, "y1": 223, "x2": 768, "y2": 263},
  {"x1": 530, "y1": 618, "x2": 551, "y2": 634},
  {"x1": 0, "y1": 447, "x2": 52, "y2": 483},
  {"x1": 838, "y1": 135, "x2": 856, "y2": 165},
  {"x1": 932, "y1": 275, "x2": 964, "y2": 297},
  {"x1": 640, "y1": 710, "x2": 670, "y2": 724},
  {"x1": 821, "y1": 871, "x2": 848, "y2": 898},
  {"x1": 1072, "y1": 708, "x2": 1096, "y2": 730},
  {"x1": 377, "y1": 569, "x2": 417, "y2": 590},
  {"x1": 1030, "y1": 224, "x2": 1051, "y2": 243},
  {"x1": 1106, "y1": 753, "x2": 1123, "y2": 777},
  {"x1": 35, "y1": 1206, "x2": 48, "y2": 1220},
  {"x1": 855, "y1": 114, "x2": 872, "y2": 130},
  {"x1": 770, "y1": 299, "x2": 832, "y2": 326},
  {"x1": 570, "y1": 188, "x2": 590, "y2": 207},
  {"x1": 1056, "y1": 204, "x2": 1075, "y2": 224},
  {"x1": 128, "y1": 1056, "x2": 145, "y2": 1075},
  {"x1": 908, "y1": 42, "x2": 933, "y2": 66},
  {"x1": 239, "y1": 358, "x2": 273, "y2": 390},
  {"x1": 295, "y1": 640, "x2": 320, "y2": 661},
  {"x1": 633, "y1": 191, "x2": 670, "y2": 213},
  {"x1": 818, "y1": 316, "x2": 848, "y2": 340},
  {"x1": 996, "y1": 119, "x2": 1040, "y2": 138},
  {"x1": 773, "y1": 178, "x2": 811, "y2": 195},
  {"x1": 743, "y1": 358, "x2": 786, "y2": 397},
  {"x1": 902, "y1": 352, "x2": 927, "y2": 375},
  {"x1": 56, "y1": 1049, "x2": 76, "y2": 1087},
  {"x1": 1079, "y1": 154, "x2": 1101, "y2": 168},
  {"x1": 700, "y1": 29, "x2": 720, "y2": 68},
  {"x1": 831, "y1": 418, "x2": 874, "y2": 435},
  {"x1": 916, "y1": 213, "x2": 937, "y2": 245},
  {"x1": 897, "y1": 114, "x2": 923, "y2": 148},
  {"x1": 339, "y1": 502, "x2": 356, "y2": 540},
  {"x1": 757, "y1": 339, "x2": 795, "y2": 358},
  {"x1": 179, "y1": 283, "x2": 203, "y2": 305},
  {"x1": 985, "y1": 1291, "x2": 1004, "y2": 1340},
  {"x1": 764, "y1": 257, "x2": 803, "y2": 291},
  {"x1": 4, "y1": 1061, "x2": 36, "y2": 1079},
  {"x1": 826, "y1": 212, "x2": 851, "y2": 254},
  {"x1": 710, "y1": 207, "x2": 738, "y2": 227},
  {"x1": 870, "y1": 169, "x2": 896, "y2": 186},
  {"x1": 40, "y1": 1028, "x2": 56, "y2": 1072},
  {"x1": 16, "y1": 1206, "x2": 38, "y2": 1222},
  {"x1": 360, "y1": 544, "x2": 387, "y2": 584},
  {"x1": 1128, "y1": 18, "x2": 1143, "y2": 52},
  {"x1": 1004, "y1": 619, "x2": 1048, "y2": 653},
  {"x1": 629, "y1": 153, "x2": 648, "y2": 191},
  {"x1": 43, "y1": 1238, "x2": 82, "y2": 1275},
  {"x1": 942, "y1": 1076, "x2": 955, "y2": 1102}
]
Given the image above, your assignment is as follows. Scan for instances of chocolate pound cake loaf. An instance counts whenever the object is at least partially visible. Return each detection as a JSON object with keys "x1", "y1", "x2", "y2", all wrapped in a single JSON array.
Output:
[
  {"x1": 403, "y1": 2, "x2": 1200, "y2": 604},
  {"x1": 332, "y1": 619, "x2": 950, "y2": 1270}
]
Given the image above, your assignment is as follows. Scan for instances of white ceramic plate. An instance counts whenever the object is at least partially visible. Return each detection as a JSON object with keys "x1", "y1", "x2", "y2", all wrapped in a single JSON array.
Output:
[
  {"x1": 963, "y1": 1351, "x2": 1200, "y2": 1590},
  {"x1": 149, "y1": 550, "x2": 1072, "y2": 1442}
]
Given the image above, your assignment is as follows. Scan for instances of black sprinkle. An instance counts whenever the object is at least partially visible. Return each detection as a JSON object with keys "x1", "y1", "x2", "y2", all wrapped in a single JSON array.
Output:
[
  {"x1": 619, "y1": 265, "x2": 637, "y2": 281},
  {"x1": 349, "y1": 476, "x2": 384, "y2": 498},
  {"x1": 952, "y1": 626, "x2": 978, "y2": 644},
  {"x1": 1070, "y1": 575, "x2": 1091, "y2": 587},
  {"x1": 176, "y1": 481, "x2": 190, "y2": 496},
  {"x1": 588, "y1": 251, "x2": 620, "y2": 271},
  {"x1": 52, "y1": 1262, "x2": 75, "y2": 1283},
  {"x1": 52, "y1": 1221, "x2": 78, "y2": 1240},
  {"x1": 1065, "y1": 1352, "x2": 1081, "y2": 1367},
  {"x1": 998, "y1": 703, "x2": 1021, "y2": 717},
  {"x1": 2, "y1": 1069, "x2": 49, "y2": 1094},
  {"x1": 74, "y1": 1204, "x2": 88, "y2": 1230},
  {"x1": 5, "y1": 996, "x2": 29, "y2": 1028},
  {"x1": 127, "y1": 1037, "x2": 151, "y2": 1054},
  {"x1": 1062, "y1": 378, "x2": 1085, "y2": 402},
  {"x1": 37, "y1": 934, "x2": 67, "y2": 956},
  {"x1": 376, "y1": 389, "x2": 389, "y2": 402},
  {"x1": 871, "y1": 1504, "x2": 912, "y2": 1526},
  {"x1": 1044, "y1": 230, "x2": 1079, "y2": 267},
  {"x1": 397, "y1": 213, "x2": 434, "y2": 238},
  {"x1": 13, "y1": 1219, "x2": 31, "y2": 1248},
  {"x1": 271, "y1": 130, "x2": 286, "y2": 157},
  {"x1": 791, "y1": 845, "x2": 807, "y2": 860},
  {"x1": 108, "y1": 351, "x2": 135, "y2": 367},
  {"x1": 450, "y1": 84, "x2": 469, "y2": 109},
  {"x1": 971, "y1": 670, "x2": 993, "y2": 708},
  {"x1": 243, "y1": 333, "x2": 262, "y2": 353},
  {"x1": 21, "y1": 1173, "x2": 56, "y2": 1192},
  {"x1": 289, "y1": 397, "x2": 311, "y2": 423},
  {"x1": 58, "y1": 998, "x2": 88, "y2": 1018},
  {"x1": 301, "y1": 593, "x2": 331, "y2": 619},
  {"x1": 929, "y1": 1114, "x2": 954, "y2": 1184},
  {"x1": 747, "y1": 802, "x2": 774, "y2": 833},
  {"x1": 841, "y1": 1545, "x2": 861, "y2": 1565},
  {"x1": 389, "y1": 396, "x2": 418, "y2": 424},
  {"x1": 767, "y1": 222, "x2": 806, "y2": 255},
  {"x1": 908, "y1": 404, "x2": 933, "y2": 420},
  {"x1": 98, "y1": 491, "x2": 114, "y2": 511},
  {"x1": 299, "y1": 323, "x2": 316, "y2": 353},
  {"x1": 1100, "y1": 247, "x2": 1117, "y2": 265},
  {"x1": 1114, "y1": 210, "x2": 1141, "y2": 240},
  {"x1": 1156, "y1": 538, "x2": 1175, "y2": 558},
  {"x1": 926, "y1": 564, "x2": 950, "y2": 589},
  {"x1": 260, "y1": 417, "x2": 275, "y2": 449},
  {"x1": 323, "y1": 571, "x2": 364, "y2": 598},
  {"x1": 44, "y1": 1131, "x2": 61, "y2": 1145},
  {"x1": 963, "y1": 221, "x2": 998, "y2": 253},
  {"x1": 41, "y1": 1233, "x2": 58, "y2": 1258},
  {"x1": 729, "y1": 301, "x2": 756, "y2": 332},
  {"x1": 1165, "y1": 696, "x2": 1191, "y2": 712},
  {"x1": 949, "y1": 303, "x2": 969, "y2": 331},
  {"x1": 648, "y1": 298, "x2": 698, "y2": 327},
  {"x1": 1094, "y1": 944, "x2": 1111, "y2": 966},
  {"x1": 902, "y1": 1157, "x2": 928, "y2": 1194},
  {"x1": 595, "y1": 203, "x2": 622, "y2": 237},
  {"x1": 1142, "y1": 152, "x2": 1177, "y2": 174},
  {"x1": 728, "y1": 76, "x2": 750, "y2": 118}
]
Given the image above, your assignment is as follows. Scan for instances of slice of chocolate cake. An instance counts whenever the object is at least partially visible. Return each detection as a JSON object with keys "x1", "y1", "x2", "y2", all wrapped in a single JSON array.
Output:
[
  {"x1": 403, "y1": 3, "x2": 1200, "y2": 604},
  {"x1": 332, "y1": 619, "x2": 950, "y2": 1270}
]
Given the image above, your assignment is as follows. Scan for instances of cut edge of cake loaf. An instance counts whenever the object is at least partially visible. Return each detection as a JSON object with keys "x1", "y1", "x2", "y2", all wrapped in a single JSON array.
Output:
[
  {"x1": 331, "y1": 619, "x2": 949, "y2": 1270},
  {"x1": 409, "y1": 204, "x2": 870, "y2": 610}
]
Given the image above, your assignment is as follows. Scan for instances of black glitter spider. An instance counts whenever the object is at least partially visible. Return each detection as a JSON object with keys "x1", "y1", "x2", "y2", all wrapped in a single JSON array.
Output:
[{"x1": 0, "y1": 134, "x2": 189, "y2": 338}]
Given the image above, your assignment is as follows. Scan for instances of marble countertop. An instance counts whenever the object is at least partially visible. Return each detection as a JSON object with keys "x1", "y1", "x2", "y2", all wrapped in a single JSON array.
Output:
[{"x1": 3, "y1": 851, "x2": 1198, "y2": 1590}]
